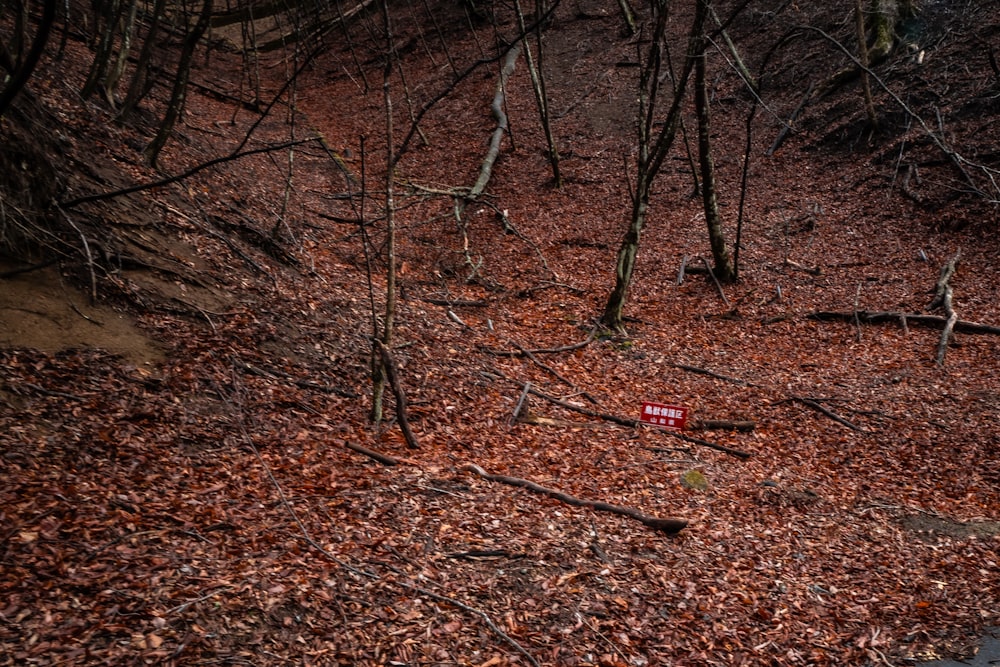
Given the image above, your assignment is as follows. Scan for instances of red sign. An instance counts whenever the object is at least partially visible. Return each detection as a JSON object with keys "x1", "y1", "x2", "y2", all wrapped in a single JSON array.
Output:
[{"x1": 640, "y1": 401, "x2": 688, "y2": 430}]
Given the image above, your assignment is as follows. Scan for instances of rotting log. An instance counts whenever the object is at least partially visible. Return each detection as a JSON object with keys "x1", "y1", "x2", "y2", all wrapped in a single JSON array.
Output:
[{"x1": 462, "y1": 464, "x2": 687, "y2": 535}]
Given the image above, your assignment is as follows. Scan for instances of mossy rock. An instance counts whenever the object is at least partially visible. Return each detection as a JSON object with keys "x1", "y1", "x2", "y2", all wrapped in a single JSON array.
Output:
[{"x1": 680, "y1": 469, "x2": 708, "y2": 492}]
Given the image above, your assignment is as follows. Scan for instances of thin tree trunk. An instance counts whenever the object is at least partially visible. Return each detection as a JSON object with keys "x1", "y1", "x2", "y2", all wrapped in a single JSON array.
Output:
[
  {"x1": 514, "y1": 0, "x2": 560, "y2": 187},
  {"x1": 143, "y1": 0, "x2": 214, "y2": 167},
  {"x1": 118, "y1": 0, "x2": 165, "y2": 121},
  {"x1": 855, "y1": 0, "x2": 877, "y2": 129},
  {"x1": 81, "y1": 0, "x2": 123, "y2": 100},
  {"x1": 694, "y1": 0, "x2": 734, "y2": 282},
  {"x1": 371, "y1": 0, "x2": 397, "y2": 425},
  {"x1": 601, "y1": 0, "x2": 700, "y2": 330},
  {"x1": 102, "y1": 0, "x2": 138, "y2": 105}
]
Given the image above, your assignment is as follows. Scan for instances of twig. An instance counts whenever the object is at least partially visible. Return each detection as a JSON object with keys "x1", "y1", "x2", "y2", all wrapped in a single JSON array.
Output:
[
  {"x1": 165, "y1": 587, "x2": 233, "y2": 616},
  {"x1": 59, "y1": 209, "x2": 97, "y2": 302},
  {"x1": 59, "y1": 138, "x2": 322, "y2": 209},
  {"x1": 483, "y1": 327, "x2": 597, "y2": 357},
  {"x1": 655, "y1": 428, "x2": 753, "y2": 459},
  {"x1": 395, "y1": 580, "x2": 541, "y2": 667},
  {"x1": 807, "y1": 311, "x2": 1000, "y2": 335}
]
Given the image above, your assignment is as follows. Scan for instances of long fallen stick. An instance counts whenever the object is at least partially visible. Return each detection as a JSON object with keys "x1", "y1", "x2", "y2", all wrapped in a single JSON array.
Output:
[
  {"x1": 462, "y1": 464, "x2": 687, "y2": 534},
  {"x1": 525, "y1": 385, "x2": 752, "y2": 459}
]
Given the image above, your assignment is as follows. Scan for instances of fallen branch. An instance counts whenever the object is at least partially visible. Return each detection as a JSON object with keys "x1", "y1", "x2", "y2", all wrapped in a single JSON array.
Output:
[
  {"x1": 234, "y1": 358, "x2": 358, "y2": 397},
  {"x1": 510, "y1": 382, "x2": 532, "y2": 426},
  {"x1": 929, "y1": 250, "x2": 961, "y2": 311},
  {"x1": 525, "y1": 384, "x2": 752, "y2": 459},
  {"x1": 518, "y1": 413, "x2": 613, "y2": 429},
  {"x1": 482, "y1": 327, "x2": 598, "y2": 357},
  {"x1": 673, "y1": 362, "x2": 757, "y2": 387},
  {"x1": 345, "y1": 441, "x2": 400, "y2": 466},
  {"x1": 656, "y1": 429, "x2": 753, "y2": 459},
  {"x1": 462, "y1": 463, "x2": 687, "y2": 534},
  {"x1": 807, "y1": 311, "x2": 1000, "y2": 335},
  {"x1": 701, "y1": 257, "x2": 731, "y2": 308},
  {"x1": 468, "y1": 42, "x2": 522, "y2": 202},
  {"x1": 692, "y1": 419, "x2": 755, "y2": 432},
  {"x1": 792, "y1": 397, "x2": 863, "y2": 431},
  {"x1": 509, "y1": 338, "x2": 597, "y2": 402}
]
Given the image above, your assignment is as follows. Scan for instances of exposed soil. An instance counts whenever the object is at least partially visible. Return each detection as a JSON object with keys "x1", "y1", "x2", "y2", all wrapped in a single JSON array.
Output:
[{"x1": 1, "y1": 1, "x2": 999, "y2": 665}]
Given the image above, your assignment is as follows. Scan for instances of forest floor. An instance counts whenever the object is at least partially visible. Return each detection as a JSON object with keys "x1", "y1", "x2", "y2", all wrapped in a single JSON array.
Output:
[{"x1": 1, "y1": 1, "x2": 999, "y2": 665}]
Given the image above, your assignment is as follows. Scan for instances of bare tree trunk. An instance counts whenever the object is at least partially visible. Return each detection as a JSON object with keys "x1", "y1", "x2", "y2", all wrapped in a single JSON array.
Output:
[
  {"x1": 371, "y1": 0, "x2": 397, "y2": 425},
  {"x1": 102, "y1": 0, "x2": 138, "y2": 105},
  {"x1": 693, "y1": 0, "x2": 734, "y2": 283},
  {"x1": 855, "y1": 0, "x2": 877, "y2": 130},
  {"x1": 80, "y1": 0, "x2": 124, "y2": 100},
  {"x1": 118, "y1": 0, "x2": 165, "y2": 122},
  {"x1": 144, "y1": 0, "x2": 214, "y2": 167},
  {"x1": 601, "y1": 0, "x2": 701, "y2": 330},
  {"x1": 514, "y1": 0, "x2": 560, "y2": 187}
]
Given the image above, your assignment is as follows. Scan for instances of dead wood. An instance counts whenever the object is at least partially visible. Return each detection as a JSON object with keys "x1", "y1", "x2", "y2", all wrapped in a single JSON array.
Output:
[
  {"x1": 0, "y1": 258, "x2": 60, "y2": 279},
  {"x1": 930, "y1": 250, "x2": 961, "y2": 310},
  {"x1": 59, "y1": 138, "x2": 320, "y2": 209},
  {"x1": 468, "y1": 42, "x2": 522, "y2": 201},
  {"x1": 692, "y1": 419, "x2": 756, "y2": 432},
  {"x1": 373, "y1": 340, "x2": 420, "y2": 449},
  {"x1": 701, "y1": 257, "x2": 731, "y2": 307},
  {"x1": 767, "y1": 82, "x2": 814, "y2": 156},
  {"x1": 807, "y1": 311, "x2": 1000, "y2": 335},
  {"x1": 510, "y1": 382, "x2": 532, "y2": 426},
  {"x1": 422, "y1": 297, "x2": 488, "y2": 307},
  {"x1": 461, "y1": 463, "x2": 687, "y2": 535},
  {"x1": 792, "y1": 397, "x2": 863, "y2": 431},
  {"x1": 482, "y1": 327, "x2": 597, "y2": 356},
  {"x1": 234, "y1": 359, "x2": 358, "y2": 397},
  {"x1": 345, "y1": 441, "x2": 399, "y2": 466},
  {"x1": 508, "y1": 338, "x2": 597, "y2": 402},
  {"x1": 658, "y1": 429, "x2": 753, "y2": 460},
  {"x1": 673, "y1": 362, "x2": 757, "y2": 387},
  {"x1": 524, "y1": 384, "x2": 753, "y2": 459},
  {"x1": 517, "y1": 414, "x2": 613, "y2": 429}
]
